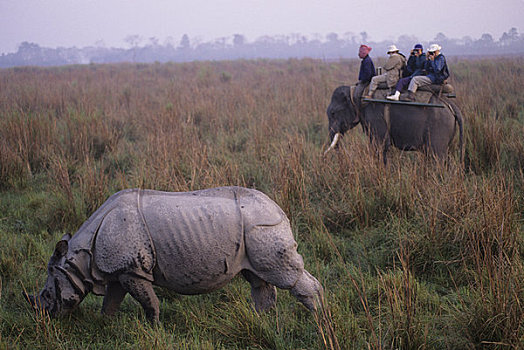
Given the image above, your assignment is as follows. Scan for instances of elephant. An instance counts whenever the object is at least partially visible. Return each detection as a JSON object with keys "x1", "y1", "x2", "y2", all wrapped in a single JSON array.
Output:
[
  {"x1": 25, "y1": 187, "x2": 323, "y2": 323},
  {"x1": 324, "y1": 85, "x2": 463, "y2": 164}
]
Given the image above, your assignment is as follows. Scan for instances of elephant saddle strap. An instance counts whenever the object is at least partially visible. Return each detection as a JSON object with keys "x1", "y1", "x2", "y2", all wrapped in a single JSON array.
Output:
[{"x1": 349, "y1": 85, "x2": 360, "y2": 119}]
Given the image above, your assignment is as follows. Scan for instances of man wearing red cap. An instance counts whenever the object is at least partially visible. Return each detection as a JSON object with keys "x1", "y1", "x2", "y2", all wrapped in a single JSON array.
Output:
[{"x1": 355, "y1": 45, "x2": 375, "y2": 103}]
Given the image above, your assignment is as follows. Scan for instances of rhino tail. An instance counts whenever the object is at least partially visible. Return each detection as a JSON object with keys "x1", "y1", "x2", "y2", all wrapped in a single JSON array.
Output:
[{"x1": 235, "y1": 188, "x2": 286, "y2": 232}]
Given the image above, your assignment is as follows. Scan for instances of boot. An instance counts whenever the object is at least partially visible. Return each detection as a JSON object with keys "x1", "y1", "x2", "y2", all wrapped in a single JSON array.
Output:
[
  {"x1": 386, "y1": 91, "x2": 400, "y2": 101},
  {"x1": 401, "y1": 91, "x2": 416, "y2": 102}
]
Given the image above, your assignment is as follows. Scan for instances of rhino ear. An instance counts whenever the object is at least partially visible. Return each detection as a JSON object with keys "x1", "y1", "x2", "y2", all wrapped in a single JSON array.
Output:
[{"x1": 53, "y1": 240, "x2": 69, "y2": 259}]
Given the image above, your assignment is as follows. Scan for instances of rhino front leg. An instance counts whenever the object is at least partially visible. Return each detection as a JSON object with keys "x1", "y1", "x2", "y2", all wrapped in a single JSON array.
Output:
[
  {"x1": 241, "y1": 270, "x2": 277, "y2": 312},
  {"x1": 118, "y1": 274, "x2": 160, "y2": 323},
  {"x1": 101, "y1": 282, "x2": 127, "y2": 316}
]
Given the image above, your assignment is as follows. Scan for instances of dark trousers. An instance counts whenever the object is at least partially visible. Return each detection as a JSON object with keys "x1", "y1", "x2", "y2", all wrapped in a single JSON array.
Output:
[
  {"x1": 395, "y1": 77, "x2": 412, "y2": 92},
  {"x1": 355, "y1": 81, "x2": 369, "y2": 99},
  {"x1": 354, "y1": 81, "x2": 369, "y2": 107}
]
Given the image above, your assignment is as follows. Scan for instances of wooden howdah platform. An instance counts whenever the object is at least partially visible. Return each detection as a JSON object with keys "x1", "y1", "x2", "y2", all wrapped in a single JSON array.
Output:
[{"x1": 363, "y1": 98, "x2": 445, "y2": 108}]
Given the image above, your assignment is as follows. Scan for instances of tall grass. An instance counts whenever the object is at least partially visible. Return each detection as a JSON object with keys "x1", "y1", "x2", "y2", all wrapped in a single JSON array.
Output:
[{"x1": 1, "y1": 57, "x2": 523, "y2": 348}]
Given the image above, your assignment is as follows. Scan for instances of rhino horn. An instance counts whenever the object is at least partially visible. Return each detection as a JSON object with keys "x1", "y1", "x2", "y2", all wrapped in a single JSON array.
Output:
[
  {"x1": 323, "y1": 132, "x2": 341, "y2": 156},
  {"x1": 23, "y1": 292, "x2": 40, "y2": 309},
  {"x1": 24, "y1": 292, "x2": 51, "y2": 315}
]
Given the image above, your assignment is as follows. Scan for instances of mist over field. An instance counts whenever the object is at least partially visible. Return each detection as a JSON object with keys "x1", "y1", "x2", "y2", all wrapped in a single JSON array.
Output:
[
  {"x1": 1, "y1": 28, "x2": 524, "y2": 68},
  {"x1": 1, "y1": 0, "x2": 523, "y2": 67}
]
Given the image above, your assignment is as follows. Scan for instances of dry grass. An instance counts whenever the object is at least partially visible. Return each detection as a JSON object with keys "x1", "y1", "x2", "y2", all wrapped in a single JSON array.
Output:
[{"x1": 0, "y1": 57, "x2": 523, "y2": 349}]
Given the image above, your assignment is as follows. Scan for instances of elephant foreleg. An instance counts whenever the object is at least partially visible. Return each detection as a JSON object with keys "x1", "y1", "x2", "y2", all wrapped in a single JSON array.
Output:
[
  {"x1": 101, "y1": 281, "x2": 127, "y2": 316},
  {"x1": 118, "y1": 274, "x2": 160, "y2": 324}
]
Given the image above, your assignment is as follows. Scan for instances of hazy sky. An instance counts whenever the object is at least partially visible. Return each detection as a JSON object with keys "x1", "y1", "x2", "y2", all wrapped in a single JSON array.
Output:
[{"x1": 1, "y1": 0, "x2": 523, "y2": 54}]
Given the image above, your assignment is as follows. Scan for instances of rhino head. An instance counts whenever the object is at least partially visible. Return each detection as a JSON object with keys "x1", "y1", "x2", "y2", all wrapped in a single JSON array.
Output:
[{"x1": 25, "y1": 234, "x2": 86, "y2": 317}]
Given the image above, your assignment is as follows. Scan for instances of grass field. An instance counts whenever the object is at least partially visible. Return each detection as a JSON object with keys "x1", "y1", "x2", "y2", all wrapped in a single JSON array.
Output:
[{"x1": 1, "y1": 56, "x2": 523, "y2": 349}]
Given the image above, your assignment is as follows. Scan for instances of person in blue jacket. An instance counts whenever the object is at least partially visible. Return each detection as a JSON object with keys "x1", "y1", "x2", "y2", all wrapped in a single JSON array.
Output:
[
  {"x1": 387, "y1": 44, "x2": 426, "y2": 100},
  {"x1": 355, "y1": 45, "x2": 375, "y2": 102},
  {"x1": 406, "y1": 43, "x2": 427, "y2": 76},
  {"x1": 404, "y1": 43, "x2": 449, "y2": 101}
]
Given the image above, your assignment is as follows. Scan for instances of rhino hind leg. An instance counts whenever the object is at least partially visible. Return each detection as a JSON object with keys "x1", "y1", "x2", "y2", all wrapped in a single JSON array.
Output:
[
  {"x1": 241, "y1": 270, "x2": 277, "y2": 312},
  {"x1": 101, "y1": 282, "x2": 127, "y2": 316},
  {"x1": 245, "y1": 222, "x2": 323, "y2": 311},
  {"x1": 290, "y1": 270, "x2": 323, "y2": 311},
  {"x1": 118, "y1": 274, "x2": 160, "y2": 323}
]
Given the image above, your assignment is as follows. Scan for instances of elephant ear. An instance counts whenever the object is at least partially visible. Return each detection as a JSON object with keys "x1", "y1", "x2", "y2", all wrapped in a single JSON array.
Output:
[
  {"x1": 343, "y1": 87, "x2": 352, "y2": 100},
  {"x1": 336, "y1": 86, "x2": 351, "y2": 103}
]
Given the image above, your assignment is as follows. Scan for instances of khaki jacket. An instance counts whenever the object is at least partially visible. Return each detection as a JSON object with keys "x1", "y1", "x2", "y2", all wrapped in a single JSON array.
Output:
[{"x1": 384, "y1": 53, "x2": 406, "y2": 88}]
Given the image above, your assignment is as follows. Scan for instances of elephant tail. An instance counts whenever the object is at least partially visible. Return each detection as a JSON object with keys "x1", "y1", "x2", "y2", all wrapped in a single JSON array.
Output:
[{"x1": 445, "y1": 99, "x2": 464, "y2": 166}]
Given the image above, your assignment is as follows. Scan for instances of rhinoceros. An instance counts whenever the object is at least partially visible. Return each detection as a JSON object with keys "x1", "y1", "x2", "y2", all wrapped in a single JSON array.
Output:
[{"x1": 26, "y1": 186, "x2": 323, "y2": 323}]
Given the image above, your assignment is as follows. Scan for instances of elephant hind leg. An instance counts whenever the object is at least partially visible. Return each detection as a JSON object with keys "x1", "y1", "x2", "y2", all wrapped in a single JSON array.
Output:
[
  {"x1": 118, "y1": 274, "x2": 160, "y2": 324},
  {"x1": 241, "y1": 270, "x2": 277, "y2": 312},
  {"x1": 290, "y1": 270, "x2": 324, "y2": 311}
]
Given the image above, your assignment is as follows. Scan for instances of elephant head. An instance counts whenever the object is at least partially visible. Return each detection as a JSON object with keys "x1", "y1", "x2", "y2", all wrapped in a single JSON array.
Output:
[{"x1": 325, "y1": 86, "x2": 360, "y2": 155}]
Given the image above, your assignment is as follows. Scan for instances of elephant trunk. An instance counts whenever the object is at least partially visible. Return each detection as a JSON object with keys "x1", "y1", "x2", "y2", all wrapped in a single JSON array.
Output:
[{"x1": 323, "y1": 133, "x2": 341, "y2": 156}]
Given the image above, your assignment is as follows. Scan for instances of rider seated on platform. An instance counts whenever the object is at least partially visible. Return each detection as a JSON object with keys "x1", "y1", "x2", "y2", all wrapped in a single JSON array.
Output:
[
  {"x1": 355, "y1": 45, "x2": 375, "y2": 103},
  {"x1": 363, "y1": 45, "x2": 406, "y2": 99},
  {"x1": 387, "y1": 44, "x2": 426, "y2": 101},
  {"x1": 403, "y1": 43, "x2": 449, "y2": 102}
]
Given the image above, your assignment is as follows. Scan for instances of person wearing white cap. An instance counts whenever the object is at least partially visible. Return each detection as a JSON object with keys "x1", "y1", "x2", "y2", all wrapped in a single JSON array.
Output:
[
  {"x1": 403, "y1": 43, "x2": 449, "y2": 101},
  {"x1": 387, "y1": 44, "x2": 426, "y2": 101},
  {"x1": 364, "y1": 44, "x2": 406, "y2": 99}
]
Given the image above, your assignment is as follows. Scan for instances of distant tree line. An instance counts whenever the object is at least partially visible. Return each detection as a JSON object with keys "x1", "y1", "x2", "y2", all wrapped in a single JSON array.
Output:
[{"x1": 1, "y1": 28, "x2": 523, "y2": 68}]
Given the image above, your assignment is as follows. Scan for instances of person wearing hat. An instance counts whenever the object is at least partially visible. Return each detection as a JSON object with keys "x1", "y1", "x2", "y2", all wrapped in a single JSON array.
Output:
[
  {"x1": 387, "y1": 43, "x2": 426, "y2": 100},
  {"x1": 355, "y1": 45, "x2": 376, "y2": 103},
  {"x1": 406, "y1": 43, "x2": 427, "y2": 76},
  {"x1": 364, "y1": 44, "x2": 406, "y2": 99},
  {"x1": 403, "y1": 43, "x2": 449, "y2": 101}
]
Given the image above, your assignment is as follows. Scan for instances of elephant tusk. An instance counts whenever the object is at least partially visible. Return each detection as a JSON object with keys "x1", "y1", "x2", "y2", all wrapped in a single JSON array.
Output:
[{"x1": 323, "y1": 133, "x2": 341, "y2": 156}]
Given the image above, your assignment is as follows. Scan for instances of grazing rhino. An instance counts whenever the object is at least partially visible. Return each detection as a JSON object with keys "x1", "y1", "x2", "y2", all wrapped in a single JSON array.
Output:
[
  {"x1": 26, "y1": 187, "x2": 323, "y2": 323},
  {"x1": 325, "y1": 85, "x2": 463, "y2": 163}
]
